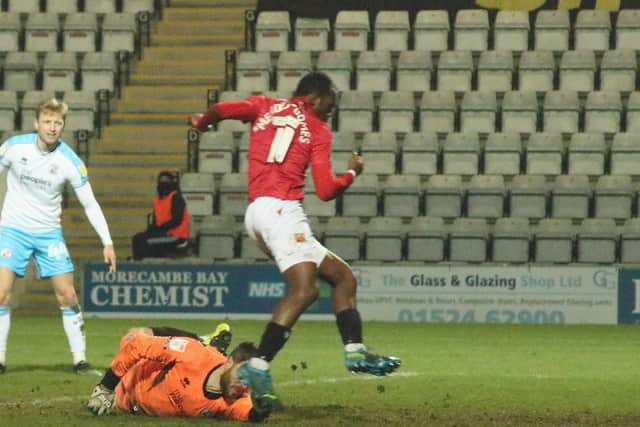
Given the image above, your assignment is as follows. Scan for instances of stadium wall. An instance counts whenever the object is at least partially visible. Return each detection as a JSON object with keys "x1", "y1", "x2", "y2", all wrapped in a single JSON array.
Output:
[{"x1": 83, "y1": 262, "x2": 640, "y2": 324}]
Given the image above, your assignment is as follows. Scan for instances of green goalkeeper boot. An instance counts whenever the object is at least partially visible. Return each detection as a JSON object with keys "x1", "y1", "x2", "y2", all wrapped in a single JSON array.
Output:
[
  {"x1": 344, "y1": 348, "x2": 401, "y2": 376},
  {"x1": 202, "y1": 323, "x2": 232, "y2": 355}
]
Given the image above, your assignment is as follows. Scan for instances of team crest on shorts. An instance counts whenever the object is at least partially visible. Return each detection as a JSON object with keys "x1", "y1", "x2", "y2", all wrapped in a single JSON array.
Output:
[{"x1": 0, "y1": 248, "x2": 11, "y2": 258}]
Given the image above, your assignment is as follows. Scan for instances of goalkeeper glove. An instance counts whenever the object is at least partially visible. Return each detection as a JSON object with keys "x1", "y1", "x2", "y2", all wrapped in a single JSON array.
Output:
[{"x1": 87, "y1": 384, "x2": 115, "y2": 416}]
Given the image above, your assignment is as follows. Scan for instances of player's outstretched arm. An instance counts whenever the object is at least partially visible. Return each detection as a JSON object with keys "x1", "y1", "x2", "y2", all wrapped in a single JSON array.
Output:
[
  {"x1": 103, "y1": 244, "x2": 116, "y2": 273},
  {"x1": 74, "y1": 183, "x2": 115, "y2": 267}
]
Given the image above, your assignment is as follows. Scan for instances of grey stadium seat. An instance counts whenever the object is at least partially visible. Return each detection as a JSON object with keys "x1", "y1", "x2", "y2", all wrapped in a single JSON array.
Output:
[
  {"x1": 442, "y1": 132, "x2": 480, "y2": 175},
  {"x1": 378, "y1": 91, "x2": 415, "y2": 133},
  {"x1": 25, "y1": 13, "x2": 59, "y2": 52},
  {"x1": 600, "y1": 49, "x2": 637, "y2": 93},
  {"x1": 341, "y1": 174, "x2": 379, "y2": 218},
  {"x1": 567, "y1": 133, "x2": 606, "y2": 177},
  {"x1": 122, "y1": 0, "x2": 156, "y2": 14},
  {"x1": 102, "y1": 13, "x2": 137, "y2": 53},
  {"x1": 610, "y1": 133, "x2": 640, "y2": 176},
  {"x1": 449, "y1": 218, "x2": 489, "y2": 263},
  {"x1": 334, "y1": 11, "x2": 369, "y2": 52},
  {"x1": 7, "y1": 0, "x2": 40, "y2": 13},
  {"x1": 551, "y1": 174, "x2": 592, "y2": 220},
  {"x1": 494, "y1": 10, "x2": 529, "y2": 52},
  {"x1": 323, "y1": 216, "x2": 362, "y2": 261},
  {"x1": 329, "y1": 131, "x2": 359, "y2": 171},
  {"x1": 197, "y1": 131, "x2": 234, "y2": 175},
  {"x1": 276, "y1": 51, "x2": 312, "y2": 92},
  {"x1": 534, "y1": 218, "x2": 574, "y2": 264},
  {"x1": 437, "y1": 50, "x2": 473, "y2": 92},
  {"x1": 360, "y1": 132, "x2": 397, "y2": 175},
  {"x1": 466, "y1": 174, "x2": 505, "y2": 219},
  {"x1": 303, "y1": 179, "x2": 336, "y2": 218},
  {"x1": 484, "y1": 133, "x2": 522, "y2": 176},
  {"x1": 198, "y1": 215, "x2": 237, "y2": 260},
  {"x1": 594, "y1": 174, "x2": 634, "y2": 220},
  {"x1": 236, "y1": 51, "x2": 271, "y2": 92},
  {"x1": 64, "y1": 91, "x2": 96, "y2": 131},
  {"x1": 424, "y1": 174, "x2": 463, "y2": 219},
  {"x1": 534, "y1": 9, "x2": 570, "y2": 51},
  {"x1": 294, "y1": 17, "x2": 330, "y2": 51},
  {"x1": 217, "y1": 91, "x2": 251, "y2": 133},
  {"x1": 181, "y1": 172, "x2": 215, "y2": 217},
  {"x1": 575, "y1": 9, "x2": 611, "y2": 51},
  {"x1": 316, "y1": 51, "x2": 352, "y2": 92},
  {"x1": 0, "y1": 13, "x2": 21, "y2": 53},
  {"x1": 356, "y1": 51, "x2": 392, "y2": 91},
  {"x1": 48, "y1": 0, "x2": 80, "y2": 12},
  {"x1": 509, "y1": 174, "x2": 548, "y2": 219},
  {"x1": 81, "y1": 52, "x2": 117, "y2": 93},
  {"x1": 338, "y1": 91, "x2": 374, "y2": 132},
  {"x1": 255, "y1": 11, "x2": 290, "y2": 52},
  {"x1": 621, "y1": 218, "x2": 640, "y2": 264},
  {"x1": 626, "y1": 92, "x2": 640, "y2": 133},
  {"x1": 84, "y1": 0, "x2": 116, "y2": 13},
  {"x1": 382, "y1": 174, "x2": 421, "y2": 218},
  {"x1": 477, "y1": 50, "x2": 513, "y2": 93},
  {"x1": 396, "y1": 51, "x2": 432, "y2": 92},
  {"x1": 543, "y1": 91, "x2": 580, "y2": 134},
  {"x1": 616, "y1": 9, "x2": 640, "y2": 50},
  {"x1": 414, "y1": 10, "x2": 449, "y2": 52},
  {"x1": 4, "y1": 52, "x2": 38, "y2": 91},
  {"x1": 501, "y1": 91, "x2": 538, "y2": 134},
  {"x1": 401, "y1": 132, "x2": 439, "y2": 176},
  {"x1": 374, "y1": 10, "x2": 410, "y2": 51},
  {"x1": 42, "y1": 52, "x2": 78, "y2": 92},
  {"x1": 454, "y1": 9, "x2": 489, "y2": 51},
  {"x1": 576, "y1": 218, "x2": 618, "y2": 264},
  {"x1": 365, "y1": 216, "x2": 405, "y2": 262},
  {"x1": 218, "y1": 173, "x2": 248, "y2": 217},
  {"x1": 492, "y1": 217, "x2": 531, "y2": 263},
  {"x1": 460, "y1": 91, "x2": 496, "y2": 134},
  {"x1": 518, "y1": 50, "x2": 555, "y2": 93},
  {"x1": 63, "y1": 13, "x2": 98, "y2": 52},
  {"x1": 420, "y1": 90, "x2": 456, "y2": 134},
  {"x1": 559, "y1": 50, "x2": 596, "y2": 93},
  {"x1": 0, "y1": 91, "x2": 18, "y2": 131},
  {"x1": 584, "y1": 91, "x2": 622, "y2": 134},
  {"x1": 406, "y1": 216, "x2": 446, "y2": 262}
]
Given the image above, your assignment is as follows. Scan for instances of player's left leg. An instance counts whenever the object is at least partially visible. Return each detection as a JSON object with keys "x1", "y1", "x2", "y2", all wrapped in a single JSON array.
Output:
[
  {"x1": 0, "y1": 268, "x2": 17, "y2": 374},
  {"x1": 318, "y1": 252, "x2": 401, "y2": 376}
]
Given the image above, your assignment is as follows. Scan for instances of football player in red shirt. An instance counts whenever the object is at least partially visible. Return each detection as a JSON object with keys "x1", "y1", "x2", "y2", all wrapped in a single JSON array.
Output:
[{"x1": 188, "y1": 72, "x2": 401, "y2": 409}]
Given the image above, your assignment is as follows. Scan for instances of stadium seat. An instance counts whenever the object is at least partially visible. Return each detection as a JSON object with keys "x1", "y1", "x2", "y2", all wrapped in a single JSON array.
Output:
[
  {"x1": 216, "y1": 91, "x2": 251, "y2": 133},
  {"x1": 543, "y1": 91, "x2": 580, "y2": 134},
  {"x1": 84, "y1": 0, "x2": 116, "y2": 13},
  {"x1": 477, "y1": 51, "x2": 513, "y2": 93},
  {"x1": 534, "y1": 10, "x2": 569, "y2": 51},
  {"x1": 303, "y1": 179, "x2": 337, "y2": 217},
  {"x1": 437, "y1": 50, "x2": 473, "y2": 92},
  {"x1": 442, "y1": 132, "x2": 480, "y2": 175},
  {"x1": 7, "y1": 0, "x2": 40, "y2": 12},
  {"x1": 374, "y1": 10, "x2": 410, "y2": 51},
  {"x1": 198, "y1": 215, "x2": 237, "y2": 260},
  {"x1": 551, "y1": 174, "x2": 591, "y2": 220},
  {"x1": 198, "y1": 131, "x2": 234, "y2": 175},
  {"x1": 567, "y1": 132, "x2": 606, "y2": 177},
  {"x1": 365, "y1": 216, "x2": 404, "y2": 261},
  {"x1": 360, "y1": 131, "x2": 397, "y2": 175},
  {"x1": 449, "y1": 217, "x2": 488, "y2": 263},
  {"x1": 0, "y1": 91, "x2": 18, "y2": 132},
  {"x1": 401, "y1": 132, "x2": 439, "y2": 176},
  {"x1": 340, "y1": 175, "x2": 379, "y2": 218},
  {"x1": 575, "y1": 10, "x2": 611, "y2": 51},
  {"x1": 576, "y1": 218, "x2": 618, "y2": 264},
  {"x1": 621, "y1": 218, "x2": 640, "y2": 264},
  {"x1": 594, "y1": 174, "x2": 634, "y2": 220},
  {"x1": 236, "y1": 51, "x2": 271, "y2": 92},
  {"x1": 47, "y1": 0, "x2": 80, "y2": 12},
  {"x1": 0, "y1": 13, "x2": 21, "y2": 53},
  {"x1": 396, "y1": 51, "x2": 432, "y2": 93},
  {"x1": 413, "y1": 10, "x2": 449, "y2": 52},
  {"x1": 600, "y1": 49, "x2": 637, "y2": 93},
  {"x1": 382, "y1": 174, "x2": 421, "y2": 218},
  {"x1": 378, "y1": 91, "x2": 415, "y2": 133},
  {"x1": 81, "y1": 52, "x2": 117, "y2": 93},
  {"x1": 63, "y1": 13, "x2": 98, "y2": 52},
  {"x1": 424, "y1": 174, "x2": 463, "y2": 219},
  {"x1": 454, "y1": 9, "x2": 488, "y2": 51},
  {"x1": 616, "y1": 9, "x2": 640, "y2": 50},
  {"x1": 276, "y1": 51, "x2": 312, "y2": 92},
  {"x1": 122, "y1": 0, "x2": 155, "y2": 13},
  {"x1": 492, "y1": 217, "x2": 531, "y2": 263},
  {"x1": 584, "y1": 91, "x2": 622, "y2": 134},
  {"x1": 419, "y1": 90, "x2": 456, "y2": 134},
  {"x1": 218, "y1": 173, "x2": 248, "y2": 217},
  {"x1": 240, "y1": 229, "x2": 270, "y2": 261},
  {"x1": 316, "y1": 51, "x2": 352, "y2": 92},
  {"x1": 509, "y1": 174, "x2": 548, "y2": 219},
  {"x1": 466, "y1": 174, "x2": 505, "y2": 219},
  {"x1": 626, "y1": 92, "x2": 640, "y2": 133},
  {"x1": 21, "y1": 91, "x2": 55, "y2": 130},
  {"x1": 102, "y1": 13, "x2": 137, "y2": 52},
  {"x1": 43, "y1": 52, "x2": 78, "y2": 92},
  {"x1": 484, "y1": 132, "x2": 522, "y2": 176},
  {"x1": 337, "y1": 91, "x2": 374, "y2": 132},
  {"x1": 501, "y1": 91, "x2": 538, "y2": 134},
  {"x1": 534, "y1": 218, "x2": 574, "y2": 264},
  {"x1": 493, "y1": 10, "x2": 529, "y2": 52},
  {"x1": 610, "y1": 133, "x2": 640, "y2": 176},
  {"x1": 323, "y1": 216, "x2": 362, "y2": 261},
  {"x1": 180, "y1": 172, "x2": 216, "y2": 217},
  {"x1": 518, "y1": 50, "x2": 555, "y2": 93},
  {"x1": 64, "y1": 91, "x2": 96, "y2": 131},
  {"x1": 356, "y1": 51, "x2": 391, "y2": 91},
  {"x1": 294, "y1": 17, "x2": 330, "y2": 51},
  {"x1": 460, "y1": 91, "x2": 496, "y2": 134},
  {"x1": 255, "y1": 11, "x2": 290, "y2": 52},
  {"x1": 236, "y1": 132, "x2": 250, "y2": 173},
  {"x1": 329, "y1": 130, "x2": 358, "y2": 170},
  {"x1": 559, "y1": 50, "x2": 596, "y2": 93},
  {"x1": 406, "y1": 216, "x2": 446, "y2": 262},
  {"x1": 334, "y1": 11, "x2": 370, "y2": 52},
  {"x1": 25, "y1": 13, "x2": 60, "y2": 52}
]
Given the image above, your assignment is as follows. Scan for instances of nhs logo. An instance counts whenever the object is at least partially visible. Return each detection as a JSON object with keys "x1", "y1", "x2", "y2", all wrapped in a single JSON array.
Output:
[{"x1": 248, "y1": 282, "x2": 285, "y2": 298}]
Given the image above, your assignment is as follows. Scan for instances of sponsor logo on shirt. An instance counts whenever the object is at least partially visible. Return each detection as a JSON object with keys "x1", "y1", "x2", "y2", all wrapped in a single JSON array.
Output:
[
  {"x1": 168, "y1": 337, "x2": 188, "y2": 352},
  {"x1": 0, "y1": 248, "x2": 11, "y2": 258},
  {"x1": 19, "y1": 157, "x2": 28, "y2": 165},
  {"x1": 20, "y1": 174, "x2": 52, "y2": 188},
  {"x1": 49, "y1": 164, "x2": 59, "y2": 175}
]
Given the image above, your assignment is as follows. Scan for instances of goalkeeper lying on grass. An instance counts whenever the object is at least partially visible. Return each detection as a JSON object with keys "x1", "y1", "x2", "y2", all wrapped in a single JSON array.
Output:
[{"x1": 87, "y1": 324, "x2": 274, "y2": 422}]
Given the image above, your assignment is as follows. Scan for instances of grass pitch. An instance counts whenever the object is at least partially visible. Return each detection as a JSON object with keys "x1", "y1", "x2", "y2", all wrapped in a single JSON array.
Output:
[{"x1": 0, "y1": 316, "x2": 639, "y2": 427}]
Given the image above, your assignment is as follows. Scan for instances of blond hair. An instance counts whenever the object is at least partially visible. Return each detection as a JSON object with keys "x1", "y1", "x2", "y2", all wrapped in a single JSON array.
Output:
[{"x1": 36, "y1": 98, "x2": 68, "y2": 120}]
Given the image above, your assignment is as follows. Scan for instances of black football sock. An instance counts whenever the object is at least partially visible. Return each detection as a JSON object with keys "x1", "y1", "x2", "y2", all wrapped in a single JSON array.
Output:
[
  {"x1": 151, "y1": 326, "x2": 199, "y2": 340},
  {"x1": 257, "y1": 322, "x2": 291, "y2": 362},
  {"x1": 336, "y1": 308, "x2": 363, "y2": 345}
]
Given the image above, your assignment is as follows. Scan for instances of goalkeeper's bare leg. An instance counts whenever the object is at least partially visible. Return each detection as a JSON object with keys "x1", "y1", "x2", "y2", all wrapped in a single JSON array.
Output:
[{"x1": 0, "y1": 268, "x2": 15, "y2": 374}]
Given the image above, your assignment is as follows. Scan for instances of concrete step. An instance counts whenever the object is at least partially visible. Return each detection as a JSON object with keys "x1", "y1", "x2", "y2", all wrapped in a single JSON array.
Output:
[
  {"x1": 134, "y1": 59, "x2": 225, "y2": 76},
  {"x1": 69, "y1": 193, "x2": 150, "y2": 208},
  {"x1": 130, "y1": 73, "x2": 224, "y2": 86},
  {"x1": 142, "y1": 46, "x2": 230, "y2": 62},
  {"x1": 63, "y1": 218, "x2": 144, "y2": 237},
  {"x1": 101, "y1": 124, "x2": 185, "y2": 140},
  {"x1": 88, "y1": 176, "x2": 157, "y2": 193},
  {"x1": 90, "y1": 152, "x2": 186, "y2": 168},
  {"x1": 115, "y1": 97, "x2": 211, "y2": 113},
  {"x1": 85, "y1": 165, "x2": 158, "y2": 180},
  {"x1": 163, "y1": 6, "x2": 251, "y2": 21},
  {"x1": 109, "y1": 112, "x2": 193, "y2": 125},
  {"x1": 168, "y1": 0, "x2": 256, "y2": 8},
  {"x1": 121, "y1": 85, "x2": 212, "y2": 100},
  {"x1": 156, "y1": 21, "x2": 244, "y2": 36},
  {"x1": 151, "y1": 33, "x2": 244, "y2": 47}
]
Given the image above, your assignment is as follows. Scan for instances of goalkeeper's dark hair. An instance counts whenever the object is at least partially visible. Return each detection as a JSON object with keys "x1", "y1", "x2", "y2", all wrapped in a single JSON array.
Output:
[
  {"x1": 229, "y1": 341, "x2": 258, "y2": 363},
  {"x1": 294, "y1": 72, "x2": 335, "y2": 98}
]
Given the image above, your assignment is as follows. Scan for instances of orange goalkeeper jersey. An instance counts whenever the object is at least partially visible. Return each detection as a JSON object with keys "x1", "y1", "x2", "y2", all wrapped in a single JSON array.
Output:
[{"x1": 112, "y1": 333, "x2": 252, "y2": 421}]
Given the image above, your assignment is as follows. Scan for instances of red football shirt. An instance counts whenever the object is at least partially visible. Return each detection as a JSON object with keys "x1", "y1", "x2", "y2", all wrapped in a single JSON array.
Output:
[{"x1": 212, "y1": 95, "x2": 354, "y2": 202}]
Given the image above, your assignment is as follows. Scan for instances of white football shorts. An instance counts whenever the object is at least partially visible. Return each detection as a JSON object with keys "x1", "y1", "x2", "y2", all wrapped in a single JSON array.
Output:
[{"x1": 244, "y1": 197, "x2": 328, "y2": 272}]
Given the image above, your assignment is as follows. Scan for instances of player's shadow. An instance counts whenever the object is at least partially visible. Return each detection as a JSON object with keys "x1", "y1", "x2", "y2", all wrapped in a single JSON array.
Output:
[{"x1": 8, "y1": 364, "x2": 104, "y2": 374}]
